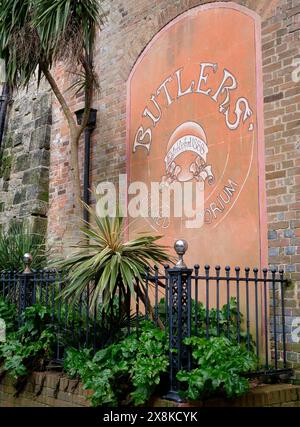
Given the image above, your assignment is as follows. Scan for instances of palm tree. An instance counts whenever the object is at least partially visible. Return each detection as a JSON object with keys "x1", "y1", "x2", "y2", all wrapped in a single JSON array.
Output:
[{"x1": 0, "y1": 0, "x2": 105, "y2": 218}]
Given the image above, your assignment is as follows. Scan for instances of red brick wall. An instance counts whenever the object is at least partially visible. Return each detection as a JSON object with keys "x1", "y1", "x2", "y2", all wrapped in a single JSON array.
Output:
[
  {"x1": 47, "y1": 0, "x2": 282, "y2": 251},
  {"x1": 261, "y1": 0, "x2": 300, "y2": 377},
  {"x1": 1, "y1": 372, "x2": 300, "y2": 407},
  {"x1": 46, "y1": 0, "x2": 300, "y2": 375},
  {"x1": 0, "y1": 372, "x2": 90, "y2": 407}
]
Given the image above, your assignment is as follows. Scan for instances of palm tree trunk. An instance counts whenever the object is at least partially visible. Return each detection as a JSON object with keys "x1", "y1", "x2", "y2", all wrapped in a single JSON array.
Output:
[{"x1": 41, "y1": 65, "x2": 85, "y2": 219}]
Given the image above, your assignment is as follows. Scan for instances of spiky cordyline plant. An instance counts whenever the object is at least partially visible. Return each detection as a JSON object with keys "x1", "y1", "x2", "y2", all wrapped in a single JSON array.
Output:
[{"x1": 53, "y1": 202, "x2": 172, "y2": 312}]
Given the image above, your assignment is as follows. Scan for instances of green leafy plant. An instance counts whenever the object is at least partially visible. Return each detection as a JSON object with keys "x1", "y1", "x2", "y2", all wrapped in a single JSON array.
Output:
[
  {"x1": 0, "y1": 304, "x2": 56, "y2": 392},
  {"x1": 63, "y1": 321, "x2": 169, "y2": 406},
  {"x1": 177, "y1": 336, "x2": 257, "y2": 401},
  {"x1": 0, "y1": 221, "x2": 47, "y2": 271},
  {"x1": 54, "y1": 201, "x2": 171, "y2": 313},
  {"x1": 0, "y1": 297, "x2": 17, "y2": 333},
  {"x1": 157, "y1": 296, "x2": 255, "y2": 349},
  {"x1": 63, "y1": 347, "x2": 93, "y2": 379}
]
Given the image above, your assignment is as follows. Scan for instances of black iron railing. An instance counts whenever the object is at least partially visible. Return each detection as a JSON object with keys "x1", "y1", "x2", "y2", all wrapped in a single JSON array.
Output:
[
  {"x1": 145, "y1": 264, "x2": 292, "y2": 400},
  {"x1": 0, "y1": 259, "x2": 293, "y2": 401}
]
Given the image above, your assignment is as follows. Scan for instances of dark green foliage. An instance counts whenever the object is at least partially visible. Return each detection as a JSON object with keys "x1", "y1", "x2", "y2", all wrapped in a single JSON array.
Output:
[
  {"x1": 0, "y1": 304, "x2": 56, "y2": 387},
  {"x1": 63, "y1": 347, "x2": 92, "y2": 379},
  {"x1": 177, "y1": 336, "x2": 257, "y2": 400},
  {"x1": 0, "y1": 297, "x2": 17, "y2": 333},
  {"x1": 0, "y1": 292, "x2": 257, "y2": 404},
  {"x1": 0, "y1": 0, "x2": 104, "y2": 88},
  {"x1": 158, "y1": 296, "x2": 255, "y2": 349},
  {"x1": 63, "y1": 321, "x2": 169, "y2": 407},
  {"x1": 0, "y1": 221, "x2": 47, "y2": 271}
]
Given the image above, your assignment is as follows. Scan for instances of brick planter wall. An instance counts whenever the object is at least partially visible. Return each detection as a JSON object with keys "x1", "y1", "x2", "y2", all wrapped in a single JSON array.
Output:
[
  {"x1": 0, "y1": 372, "x2": 90, "y2": 407},
  {"x1": 1, "y1": 372, "x2": 300, "y2": 407},
  {"x1": 152, "y1": 383, "x2": 300, "y2": 407}
]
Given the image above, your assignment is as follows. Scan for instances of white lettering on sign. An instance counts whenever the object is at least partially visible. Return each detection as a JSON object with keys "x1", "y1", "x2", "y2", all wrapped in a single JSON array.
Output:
[
  {"x1": 133, "y1": 62, "x2": 254, "y2": 152},
  {"x1": 165, "y1": 135, "x2": 208, "y2": 169}
]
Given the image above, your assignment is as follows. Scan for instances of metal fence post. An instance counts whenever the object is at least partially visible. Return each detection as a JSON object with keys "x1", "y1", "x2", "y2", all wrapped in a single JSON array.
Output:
[
  {"x1": 18, "y1": 253, "x2": 34, "y2": 322},
  {"x1": 164, "y1": 240, "x2": 192, "y2": 402}
]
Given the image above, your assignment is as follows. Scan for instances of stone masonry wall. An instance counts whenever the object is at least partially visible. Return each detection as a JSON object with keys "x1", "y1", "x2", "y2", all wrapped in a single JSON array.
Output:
[{"x1": 0, "y1": 81, "x2": 52, "y2": 235}]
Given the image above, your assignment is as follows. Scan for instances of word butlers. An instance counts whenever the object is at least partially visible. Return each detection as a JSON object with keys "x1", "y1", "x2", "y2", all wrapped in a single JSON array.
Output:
[{"x1": 133, "y1": 62, "x2": 254, "y2": 153}]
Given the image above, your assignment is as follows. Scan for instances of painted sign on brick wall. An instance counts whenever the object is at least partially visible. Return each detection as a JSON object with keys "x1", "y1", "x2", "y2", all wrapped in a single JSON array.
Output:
[{"x1": 127, "y1": 4, "x2": 267, "y2": 269}]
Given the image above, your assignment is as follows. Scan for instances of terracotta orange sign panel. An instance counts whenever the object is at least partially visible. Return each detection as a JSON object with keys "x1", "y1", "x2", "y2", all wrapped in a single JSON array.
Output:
[{"x1": 126, "y1": 4, "x2": 267, "y2": 270}]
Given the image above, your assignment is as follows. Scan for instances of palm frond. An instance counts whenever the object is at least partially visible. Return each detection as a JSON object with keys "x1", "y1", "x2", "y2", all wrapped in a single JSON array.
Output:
[
  {"x1": 53, "y1": 196, "x2": 173, "y2": 310},
  {"x1": 0, "y1": 0, "x2": 105, "y2": 88}
]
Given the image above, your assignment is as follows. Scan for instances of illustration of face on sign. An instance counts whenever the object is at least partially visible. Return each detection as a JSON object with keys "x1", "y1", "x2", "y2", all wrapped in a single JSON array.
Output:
[
  {"x1": 127, "y1": 5, "x2": 266, "y2": 269},
  {"x1": 160, "y1": 121, "x2": 214, "y2": 228}
]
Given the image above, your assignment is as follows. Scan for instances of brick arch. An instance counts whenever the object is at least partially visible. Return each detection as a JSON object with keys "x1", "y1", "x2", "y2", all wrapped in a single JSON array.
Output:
[{"x1": 122, "y1": 0, "x2": 280, "y2": 81}]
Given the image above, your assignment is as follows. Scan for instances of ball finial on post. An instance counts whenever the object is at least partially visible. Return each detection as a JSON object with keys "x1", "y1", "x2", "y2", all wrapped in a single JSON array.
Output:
[
  {"x1": 23, "y1": 253, "x2": 33, "y2": 274},
  {"x1": 174, "y1": 239, "x2": 188, "y2": 269}
]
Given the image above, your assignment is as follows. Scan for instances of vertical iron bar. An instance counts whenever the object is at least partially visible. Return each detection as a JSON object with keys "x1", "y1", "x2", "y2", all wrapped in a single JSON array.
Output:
[
  {"x1": 45, "y1": 271, "x2": 49, "y2": 307},
  {"x1": 225, "y1": 266, "x2": 231, "y2": 339},
  {"x1": 194, "y1": 264, "x2": 199, "y2": 336},
  {"x1": 64, "y1": 296, "x2": 68, "y2": 339},
  {"x1": 254, "y1": 268, "x2": 259, "y2": 362},
  {"x1": 235, "y1": 267, "x2": 240, "y2": 344},
  {"x1": 245, "y1": 267, "x2": 250, "y2": 351},
  {"x1": 271, "y1": 268, "x2": 278, "y2": 369},
  {"x1": 164, "y1": 264, "x2": 169, "y2": 330},
  {"x1": 177, "y1": 271, "x2": 182, "y2": 373},
  {"x1": 279, "y1": 269, "x2": 287, "y2": 368},
  {"x1": 71, "y1": 302, "x2": 75, "y2": 344},
  {"x1": 168, "y1": 271, "x2": 174, "y2": 396},
  {"x1": 13, "y1": 271, "x2": 17, "y2": 305},
  {"x1": 51, "y1": 274, "x2": 55, "y2": 322},
  {"x1": 154, "y1": 265, "x2": 159, "y2": 325},
  {"x1": 205, "y1": 265, "x2": 210, "y2": 339},
  {"x1": 187, "y1": 270, "x2": 192, "y2": 370},
  {"x1": 78, "y1": 293, "x2": 83, "y2": 348},
  {"x1": 39, "y1": 272, "x2": 43, "y2": 304},
  {"x1": 216, "y1": 266, "x2": 220, "y2": 336},
  {"x1": 145, "y1": 266, "x2": 149, "y2": 321},
  {"x1": 57, "y1": 274, "x2": 62, "y2": 360},
  {"x1": 32, "y1": 272, "x2": 37, "y2": 305},
  {"x1": 1, "y1": 272, "x2": 4, "y2": 297},
  {"x1": 93, "y1": 304, "x2": 97, "y2": 353},
  {"x1": 86, "y1": 283, "x2": 90, "y2": 347},
  {"x1": 263, "y1": 268, "x2": 269, "y2": 369},
  {"x1": 136, "y1": 279, "x2": 139, "y2": 335},
  {"x1": 126, "y1": 287, "x2": 131, "y2": 335}
]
